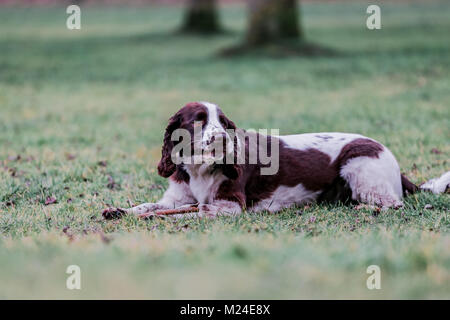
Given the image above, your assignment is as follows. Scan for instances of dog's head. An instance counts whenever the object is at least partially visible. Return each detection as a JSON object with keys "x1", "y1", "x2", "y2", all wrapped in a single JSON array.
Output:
[{"x1": 157, "y1": 102, "x2": 240, "y2": 179}]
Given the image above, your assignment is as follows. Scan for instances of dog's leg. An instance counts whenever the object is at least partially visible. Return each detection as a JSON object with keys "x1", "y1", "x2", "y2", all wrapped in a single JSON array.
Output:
[
  {"x1": 340, "y1": 149, "x2": 404, "y2": 209},
  {"x1": 102, "y1": 179, "x2": 196, "y2": 219},
  {"x1": 420, "y1": 171, "x2": 450, "y2": 194},
  {"x1": 169, "y1": 200, "x2": 242, "y2": 219}
]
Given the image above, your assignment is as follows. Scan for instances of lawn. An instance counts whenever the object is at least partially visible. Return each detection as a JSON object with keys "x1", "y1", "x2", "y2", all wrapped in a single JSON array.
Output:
[{"x1": 0, "y1": 1, "x2": 449, "y2": 299}]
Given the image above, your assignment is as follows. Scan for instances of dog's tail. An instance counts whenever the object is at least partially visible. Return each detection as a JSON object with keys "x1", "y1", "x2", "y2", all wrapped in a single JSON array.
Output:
[
  {"x1": 401, "y1": 174, "x2": 419, "y2": 195},
  {"x1": 419, "y1": 171, "x2": 450, "y2": 194}
]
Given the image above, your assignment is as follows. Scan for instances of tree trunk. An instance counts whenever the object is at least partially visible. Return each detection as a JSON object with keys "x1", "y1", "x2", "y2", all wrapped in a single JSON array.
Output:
[
  {"x1": 246, "y1": 0, "x2": 303, "y2": 46},
  {"x1": 180, "y1": 0, "x2": 221, "y2": 34}
]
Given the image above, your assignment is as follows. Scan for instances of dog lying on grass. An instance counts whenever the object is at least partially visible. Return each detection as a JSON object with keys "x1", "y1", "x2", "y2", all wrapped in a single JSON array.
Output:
[{"x1": 103, "y1": 101, "x2": 449, "y2": 220}]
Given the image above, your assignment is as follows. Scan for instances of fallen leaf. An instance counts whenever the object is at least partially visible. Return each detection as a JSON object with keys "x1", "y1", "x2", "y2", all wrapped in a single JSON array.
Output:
[
  {"x1": 106, "y1": 176, "x2": 120, "y2": 190},
  {"x1": 97, "y1": 160, "x2": 108, "y2": 167},
  {"x1": 65, "y1": 153, "x2": 77, "y2": 160},
  {"x1": 5, "y1": 201, "x2": 15, "y2": 207},
  {"x1": 45, "y1": 196, "x2": 57, "y2": 205},
  {"x1": 8, "y1": 167, "x2": 17, "y2": 177},
  {"x1": 430, "y1": 148, "x2": 442, "y2": 154},
  {"x1": 8, "y1": 155, "x2": 21, "y2": 162}
]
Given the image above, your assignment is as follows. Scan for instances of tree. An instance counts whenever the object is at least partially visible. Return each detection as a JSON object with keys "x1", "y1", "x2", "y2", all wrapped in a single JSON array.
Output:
[
  {"x1": 180, "y1": 0, "x2": 222, "y2": 34},
  {"x1": 246, "y1": 0, "x2": 303, "y2": 46},
  {"x1": 221, "y1": 0, "x2": 332, "y2": 56}
]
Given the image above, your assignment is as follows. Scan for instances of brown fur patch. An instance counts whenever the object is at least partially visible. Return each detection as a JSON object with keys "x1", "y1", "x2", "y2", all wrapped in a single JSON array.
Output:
[
  {"x1": 157, "y1": 102, "x2": 208, "y2": 178},
  {"x1": 215, "y1": 136, "x2": 385, "y2": 209},
  {"x1": 335, "y1": 138, "x2": 384, "y2": 167}
]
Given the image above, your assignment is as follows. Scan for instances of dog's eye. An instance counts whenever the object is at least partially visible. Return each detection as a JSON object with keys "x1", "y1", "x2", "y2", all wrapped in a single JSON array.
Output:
[{"x1": 195, "y1": 112, "x2": 207, "y2": 122}]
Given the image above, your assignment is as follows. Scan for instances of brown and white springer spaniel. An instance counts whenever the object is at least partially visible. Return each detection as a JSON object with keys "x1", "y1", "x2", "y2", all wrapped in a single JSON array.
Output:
[{"x1": 106, "y1": 101, "x2": 449, "y2": 219}]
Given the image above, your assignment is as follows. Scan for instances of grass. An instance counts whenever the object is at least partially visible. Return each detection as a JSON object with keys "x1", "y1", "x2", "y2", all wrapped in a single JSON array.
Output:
[{"x1": 0, "y1": 1, "x2": 449, "y2": 299}]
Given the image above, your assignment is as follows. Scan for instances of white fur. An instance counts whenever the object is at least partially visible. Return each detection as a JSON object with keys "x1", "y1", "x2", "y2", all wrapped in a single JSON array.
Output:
[
  {"x1": 280, "y1": 132, "x2": 365, "y2": 162},
  {"x1": 251, "y1": 184, "x2": 321, "y2": 212},
  {"x1": 200, "y1": 101, "x2": 235, "y2": 155},
  {"x1": 200, "y1": 101, "x2": 224, "y2": 148},
  {"x1": 420, "y1": 171, "x2": 450, "y2": 194},
  {"x1": 340, "y1": 149, "x2": 403, "y2": 208},
  {"x1": 125, "y1": 179, "x2": 196, "y2": 214},
  {"x1": 170, "y1": 201, "x2": 242, "y2": 219},
  {"x1": 185, "y1": 163, "x2": 227, "y2": 204},
  {"x1": 281, "y1": 133, "x2": 405, "y2": 208}
]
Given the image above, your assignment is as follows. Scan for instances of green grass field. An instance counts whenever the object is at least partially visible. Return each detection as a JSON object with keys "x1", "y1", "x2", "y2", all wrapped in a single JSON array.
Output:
[{"x1": 0, "y1": 1, "x2": 449, "y2": 299}]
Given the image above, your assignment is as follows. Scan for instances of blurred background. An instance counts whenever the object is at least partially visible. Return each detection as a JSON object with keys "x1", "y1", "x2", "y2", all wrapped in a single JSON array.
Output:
[{"x1": 0, "y1": 0, "x2": 449, "y2": 299}]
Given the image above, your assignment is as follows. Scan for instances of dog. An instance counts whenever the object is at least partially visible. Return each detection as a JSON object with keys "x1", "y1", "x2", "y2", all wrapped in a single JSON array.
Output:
[{"x1": 103, "y1": 101, "x2": 449, "y2": 219}]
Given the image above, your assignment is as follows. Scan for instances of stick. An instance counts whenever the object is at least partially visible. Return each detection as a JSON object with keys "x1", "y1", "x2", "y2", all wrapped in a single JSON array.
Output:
[
  {"x1": 102, "y1": 205, "x2": 200, "y2": 220},
  {"x1": 137, "y1": 206, "x2": 199, "y2": 219}
]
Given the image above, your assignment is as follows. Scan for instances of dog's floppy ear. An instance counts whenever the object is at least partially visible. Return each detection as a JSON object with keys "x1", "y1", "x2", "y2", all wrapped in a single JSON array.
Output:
[
  {"x1": 222, "y1": 164, "x2": 241, "y2": 180},
  {"x1": 157, "y1": 113, "x2": 182, "y2": 178},
  {"x1": 221, "y1": 114, "x2": 236, "y2": 130}
]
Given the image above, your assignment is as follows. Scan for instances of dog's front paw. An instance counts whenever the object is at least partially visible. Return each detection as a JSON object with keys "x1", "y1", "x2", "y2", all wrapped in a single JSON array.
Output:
[
  {"x1": 198, "y1": 204, "x2": 220, "y2": 218},
  {"x1": 102, "y1": 207, "x2": 127, "y2": 220}
]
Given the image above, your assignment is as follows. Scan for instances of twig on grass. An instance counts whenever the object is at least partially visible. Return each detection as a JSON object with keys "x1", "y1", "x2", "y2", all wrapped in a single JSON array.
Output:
[
  {"x1": 102, "y1": 205, "x2": 199, "y2": 220},
  {"x1": 137, "y1": 206, "x2": 199, "y2": 219}
]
